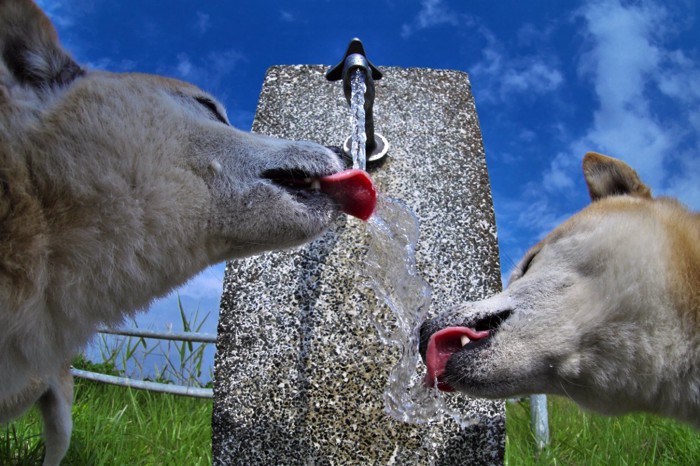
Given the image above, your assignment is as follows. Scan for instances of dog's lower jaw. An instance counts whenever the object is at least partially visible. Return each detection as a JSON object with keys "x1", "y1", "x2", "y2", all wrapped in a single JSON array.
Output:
[{"x1": 439, "y1": 343, "x2": 534, "y2": 398}]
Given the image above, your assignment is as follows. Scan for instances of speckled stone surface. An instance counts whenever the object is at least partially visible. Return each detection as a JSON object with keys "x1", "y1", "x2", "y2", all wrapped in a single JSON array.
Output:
[{"x1": 212, "y1": 66, "x2": 504, "y2": 465}]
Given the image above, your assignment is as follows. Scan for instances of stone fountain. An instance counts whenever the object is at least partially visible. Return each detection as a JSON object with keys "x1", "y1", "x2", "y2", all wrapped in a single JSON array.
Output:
[{"x1": 212, "y1": 46, "x2": 505, "y2": 464}]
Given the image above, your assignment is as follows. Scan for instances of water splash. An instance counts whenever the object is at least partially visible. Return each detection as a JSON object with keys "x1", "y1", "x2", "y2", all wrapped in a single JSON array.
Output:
[
  {"x1": 346, "y1": 67, "x2": 477, "y2": 428},
  {"x1": 349, "y1": 69, "x2": 367, "y2": 171},
  {"x1": 362, "y1": 196, "x2": 480, "y2": 428}
]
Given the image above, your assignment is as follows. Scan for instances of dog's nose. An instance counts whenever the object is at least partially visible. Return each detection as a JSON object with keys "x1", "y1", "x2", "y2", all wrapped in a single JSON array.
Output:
[
  {"x1": 325, "y1": 145, "x2": 352, "y2": 168},
  {"x1": 325, "y1": 145, "x2": 342, "y2": 156}
]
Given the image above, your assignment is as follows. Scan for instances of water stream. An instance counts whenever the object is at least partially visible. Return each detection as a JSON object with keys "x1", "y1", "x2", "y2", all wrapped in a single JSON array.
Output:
[
  {"x1": 349, "y1": 69, "x2": 367, "y2": 171},
  {"x1": 363, "y1": 197, "x2": 479, "y2": 429},
  {"x1": 347, "y1": 71, "x2": 478, "y2": 428}
]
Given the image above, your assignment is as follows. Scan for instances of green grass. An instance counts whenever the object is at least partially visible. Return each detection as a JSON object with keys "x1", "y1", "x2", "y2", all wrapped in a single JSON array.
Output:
[
  {"x1": 506, "y1": 396, "x2": 700, "y2": 465},
  {"x1": 4, "y1": 359, "x2": 698, "y2": 464},
  {"x1": 7, "y1": 390, "x2": 698, "y2": 465},
  {"x1": 1, "y1": 361, "x2": 212, "y2": 466},
  {"x1": 2, "y1": 300, "x2": 213, "y2": 465}
]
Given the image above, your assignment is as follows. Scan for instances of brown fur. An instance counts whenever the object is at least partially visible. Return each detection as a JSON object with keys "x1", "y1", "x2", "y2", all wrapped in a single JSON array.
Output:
[{"x1": 420, "y1": 152, "x2": 700, "y2": 427}]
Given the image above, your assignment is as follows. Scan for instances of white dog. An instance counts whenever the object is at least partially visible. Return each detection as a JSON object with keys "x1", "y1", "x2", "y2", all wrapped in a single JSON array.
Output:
[
  {"x1": 420, "y1": 152, "x2": 699, "y2": 428},
  {"x1": 0, "y1": 1, "x2": 375, "y2": 464}
]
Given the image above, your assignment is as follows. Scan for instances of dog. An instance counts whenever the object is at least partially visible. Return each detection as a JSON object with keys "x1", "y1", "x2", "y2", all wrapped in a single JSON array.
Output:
[
  {"x1": 420, "y1": 152, "x2": 699, "y2": 428},
  {"x1": 0, "y1": 1, "x2": 375, "y2": 464}
]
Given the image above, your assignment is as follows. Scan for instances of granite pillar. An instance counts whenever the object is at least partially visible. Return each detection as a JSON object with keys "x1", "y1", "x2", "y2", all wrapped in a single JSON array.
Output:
[{"x1": 212, "y1": 65, "x2": 505, "y2": 465}]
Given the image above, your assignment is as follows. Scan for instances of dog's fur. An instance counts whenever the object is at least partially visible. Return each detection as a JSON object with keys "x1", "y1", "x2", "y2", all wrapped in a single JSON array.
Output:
[
  {"x1": 420, "y1": 152, "x2": 700, "y2": 427},
  {"x1": 0, "y1": 1, "x2": 346, "y2": 464}
]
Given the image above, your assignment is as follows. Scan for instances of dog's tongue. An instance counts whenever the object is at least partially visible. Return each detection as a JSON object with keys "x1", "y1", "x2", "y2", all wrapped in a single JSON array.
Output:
[
  {"x1": 319, "y1": 169, "x2": 377, "y2": 221},
  {"x1": 424, "y1": 327, "x2": 490, "y2": 392}
]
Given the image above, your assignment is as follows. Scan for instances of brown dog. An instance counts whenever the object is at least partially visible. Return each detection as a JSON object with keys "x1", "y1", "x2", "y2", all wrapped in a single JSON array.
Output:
[{"x1": 421, "y1": 153, "x2": 700, "y2": 428}]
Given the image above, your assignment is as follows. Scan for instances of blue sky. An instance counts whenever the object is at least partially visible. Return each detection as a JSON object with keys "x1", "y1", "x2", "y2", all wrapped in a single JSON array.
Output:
[{"x1": 38, "y1": 0, "x2": 699, "y2": 343}]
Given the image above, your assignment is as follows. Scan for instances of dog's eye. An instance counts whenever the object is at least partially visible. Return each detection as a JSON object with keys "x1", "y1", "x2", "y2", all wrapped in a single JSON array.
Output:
[
  {"x1": 194, "y1": 96, "x2": 228, "y2": 125},
  {"x1": 520, "y1": 253, "x2": 536, "y2": 275},
  {"x1": 511, "y1": 249, "x2": 539, "y2": 282}
]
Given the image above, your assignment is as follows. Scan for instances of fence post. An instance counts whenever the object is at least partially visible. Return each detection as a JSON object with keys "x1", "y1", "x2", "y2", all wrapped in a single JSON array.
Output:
[{"x1": 530, "y1": 394, "x2": 550, "y2": 452}]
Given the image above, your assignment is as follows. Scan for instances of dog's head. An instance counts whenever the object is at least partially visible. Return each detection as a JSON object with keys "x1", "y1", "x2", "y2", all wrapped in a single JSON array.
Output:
[
  {"x1": 419, "y1": 153, "x2": 699, "y2": 417},
  {"x1": 0, "y1": 0, "x2": 373, "y2": 266}
]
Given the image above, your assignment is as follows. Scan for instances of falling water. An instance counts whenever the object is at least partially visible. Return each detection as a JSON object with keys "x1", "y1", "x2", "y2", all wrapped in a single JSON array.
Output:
[
  {"x1": 362, "y1": 196, "x2": 480, "y2": 428},
  {"x1": 364, "y1": 196, "x2": 435, "y2": 421},
  {"x1": 348, "y1": 69, "x2": 367, "y2": 170},
  {"x1": 346, "y1": 66, "x2": 478, "y2": 428}
]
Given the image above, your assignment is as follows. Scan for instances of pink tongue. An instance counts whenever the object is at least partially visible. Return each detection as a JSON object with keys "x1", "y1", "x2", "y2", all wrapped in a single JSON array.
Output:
[
  {"x1": 319, "y1": 169, "x2": 377, "y2": 221},
  {"x1": 424, "y1": 326, "x2": 490, "y2": 392}
]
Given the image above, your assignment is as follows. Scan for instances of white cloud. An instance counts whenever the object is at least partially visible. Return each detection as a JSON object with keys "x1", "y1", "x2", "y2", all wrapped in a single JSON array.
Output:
[
  {"x1": 168, "y1": 49, "x2": 246, "y2": 94},
  {"x1": 194, "y1": 12, "x2": 211, "y2": 35},
  {"x1": 577, "y1": 0, "x2": 664, "y2": 107},
  {"x1": 36, "y1": 0, "x2": 75, "y2": 28},
  {"x1": 691, "y1": 111, "x2": 700, "y2": 136},
  {"x1": 572, "y1": 0, "x2": 670, "y2": 186},
  {"x1": 542, "y1": 152, "x2": 576, "y2": 193},
  {"x1": 666, "y1": 154, "x2": 700, "y2": 210},
  {"x1": 499, "y1": 59, "x2": 563, "y2": 96},
  {"x1": 518, "y1": 129, "x2": 537, "y2": 143},
  {"x1": 280, "y1": 10, "x2": 296, "y2": 23},
  {"x1": 176, "y1": 54, "x2": 194, "y2": 77},
  {"x1": 178, "y1": 267, "x2": 224, "y2": 301},
  {"x1": 516, "y1": 198, "x2": 572, "y2": 241},
  {"x1": 470, "y1": 29, "x2": 563, "y2": 103},
  {"x1": 86, "y1": 57, "x2": 137, "y2": 72},
  {"x1": 493, "y1": 0, "x2": 700, "y2": 264},
  {"x1": 34, "y1": 0, "x2": 101, "y2": 59},
  {"x1": 401, "y1": 0, "x2": 460, "y2": 38},
  {"x1": 538, "y1": 0, "x2": 700, "y2": 204},
  {"x1": 657, "y1": 50, "x2": 700, "y2": 103},
  {"x1": 493, "y1": 192, "x2": 571, "y2": 271}
]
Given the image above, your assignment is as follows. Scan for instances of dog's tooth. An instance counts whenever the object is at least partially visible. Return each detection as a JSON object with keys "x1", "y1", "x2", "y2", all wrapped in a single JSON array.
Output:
[
  {"x1": 209, "y1": 160, "x2": 223, "y2": 173},
  {"x1": 460, "y1": 335, "x2": 470, "y2": 347},
  {"x1": 311, "y1": 179, "x2": 321, "y2": 191}
]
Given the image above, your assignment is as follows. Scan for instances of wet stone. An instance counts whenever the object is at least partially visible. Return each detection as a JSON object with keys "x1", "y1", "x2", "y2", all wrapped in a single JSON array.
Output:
[{"x1": 212, "y1": 66, "x2": 504, "y2": 465}]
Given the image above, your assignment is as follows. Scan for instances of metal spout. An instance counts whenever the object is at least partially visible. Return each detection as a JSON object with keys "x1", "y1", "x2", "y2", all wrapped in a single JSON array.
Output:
[{"x1": 326, "y1": 38, "x2": 388, "y2": 163}]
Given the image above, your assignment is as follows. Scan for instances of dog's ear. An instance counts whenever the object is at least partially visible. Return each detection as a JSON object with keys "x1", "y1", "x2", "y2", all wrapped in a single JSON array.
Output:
[
  {"x1": 0, "y1": 0, "x2": 83, "y2": 92},
  {"x1": 582, "y1": 152, "x2": 652, "y2": 201}
]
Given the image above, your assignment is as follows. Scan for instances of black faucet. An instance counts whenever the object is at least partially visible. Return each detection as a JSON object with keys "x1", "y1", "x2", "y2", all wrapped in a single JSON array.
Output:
[{"x1": 326, "y1": 38, "x2": 388, "y2": 164}]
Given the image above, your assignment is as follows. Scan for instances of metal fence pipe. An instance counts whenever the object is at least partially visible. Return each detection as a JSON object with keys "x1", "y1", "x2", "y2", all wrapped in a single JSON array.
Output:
[
  {"x1": 71, "y1": 368, "x2": 213, "y2": 399},
  {"x1": 98, "y1": 327, "x2": 217, "y2": 343}
]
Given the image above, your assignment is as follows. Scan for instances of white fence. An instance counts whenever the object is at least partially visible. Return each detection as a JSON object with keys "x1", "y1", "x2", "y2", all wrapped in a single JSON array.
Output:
[{"x1": 71, "y1": 327, "x2": 216, "y2": 399}]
